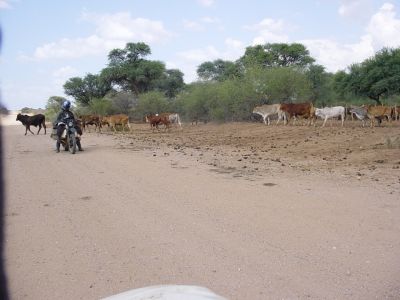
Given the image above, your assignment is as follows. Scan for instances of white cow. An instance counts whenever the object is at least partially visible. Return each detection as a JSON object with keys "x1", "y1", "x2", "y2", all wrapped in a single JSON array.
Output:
[
  {"x1": 349, "y1": 106, "x2": 368, "y2": 127},
  {"x1": 168, "y1": 113, "x2": 182, "y2": 127},
  {"x1": 315, "y1": 106, "x2": 345, "y2": 127},
  {"x1": 252, "y1": 104, "x2": 285, "y2": 125}
]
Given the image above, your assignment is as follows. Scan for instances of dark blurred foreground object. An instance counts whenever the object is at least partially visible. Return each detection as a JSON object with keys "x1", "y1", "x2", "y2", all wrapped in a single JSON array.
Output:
[{"x1": 0, "y1": 117, "x2": 10, "y2": 299}]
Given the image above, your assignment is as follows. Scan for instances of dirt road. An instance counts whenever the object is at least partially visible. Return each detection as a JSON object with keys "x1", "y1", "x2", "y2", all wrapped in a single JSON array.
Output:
[{"x1": 3, "y1": 122, "x2": 400, "y2": 299}]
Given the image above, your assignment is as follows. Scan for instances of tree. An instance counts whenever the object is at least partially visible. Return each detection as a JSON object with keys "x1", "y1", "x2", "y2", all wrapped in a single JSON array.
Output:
[
  {"x1": 100, "y1": 42, "x2": 166, "y2": 95},
  {"x1": 134, "y1": 91, "x2": 170, "y2": 119},
  {"x1": 239, "y1": 43, "x2": 315, "y2": 69},
  {"x1": 64, "y1": 73, "x2": 112, "y2": 106},
  {"x1": 45, "y1": 96, "x2": 68, "y2": 121},
  {"x1": 197, "y1": 59, "x2": 242, "y2": 82},
  {"x1": 306, "y1": 65, "x2": 335, "y2": 106},
  {"x1": 340, "y1": 47, "x2": 400, "y2": 105},
  {"x1": 106, "y1": 91, "x2": 137, "y2": 114},
  {"x1": 153, "y1": 69, "x2": 185, "y2": 98},
  {"x1": 241, "y1": 66, "x2": 312, "y2": 103}
]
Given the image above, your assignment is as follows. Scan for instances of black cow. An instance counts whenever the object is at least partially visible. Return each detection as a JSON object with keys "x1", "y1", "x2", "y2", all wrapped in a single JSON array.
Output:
[{"x1": 16, "y1": 113, "x2": 47, "y2": 135}]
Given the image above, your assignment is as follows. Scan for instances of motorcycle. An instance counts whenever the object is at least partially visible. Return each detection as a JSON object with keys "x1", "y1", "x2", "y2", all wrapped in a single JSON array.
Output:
[{"x1": 51, "y1": 119, "x2": 81, "y2": 154}]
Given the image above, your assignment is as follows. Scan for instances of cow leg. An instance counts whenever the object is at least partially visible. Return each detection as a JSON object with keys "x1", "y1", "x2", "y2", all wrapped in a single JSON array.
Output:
[
  {"x1": 37, "y1": 125, "x2": 42, "y2": 134},
  {"x1": 341, "y1": 114, "x2": 344, "y2": 127},
  {"x1": 27, "y1": 126, "x2": 35, "y2": 135},
  {"x1": 263, "y1": 115, "x2": 267, "y2": 125},
  {"x1": 322, "y1": 117, "x2": 327, "y2": 127}
]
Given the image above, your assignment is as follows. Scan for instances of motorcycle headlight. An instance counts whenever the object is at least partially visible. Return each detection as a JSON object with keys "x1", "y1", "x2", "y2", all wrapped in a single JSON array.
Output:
[{"x1": 68, "y1": 121, "x2": 74, "y2": 127}]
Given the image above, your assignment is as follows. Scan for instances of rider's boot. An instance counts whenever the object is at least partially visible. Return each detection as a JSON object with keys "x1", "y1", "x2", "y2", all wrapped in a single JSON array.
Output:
[
  {"x1": 56, "y1": 140, "x2": 60, "y2": 153},
  {"x1": 77, "y1": 139, "x2": 83, "y2": 151}
]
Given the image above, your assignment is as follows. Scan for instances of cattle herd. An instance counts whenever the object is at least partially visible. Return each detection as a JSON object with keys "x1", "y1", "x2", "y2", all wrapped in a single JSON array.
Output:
[
  {"x1": 252, "y1": 103, "x2": 399, "y2": 128},
  {"x1": 14, "y1": 103, "x2": 399, "y2": 137}
]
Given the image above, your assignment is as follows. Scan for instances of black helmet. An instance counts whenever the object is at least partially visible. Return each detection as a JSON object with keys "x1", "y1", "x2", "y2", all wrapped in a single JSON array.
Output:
[{"x1": 62, "y1": 100, "x2": 71, "y2": 110}]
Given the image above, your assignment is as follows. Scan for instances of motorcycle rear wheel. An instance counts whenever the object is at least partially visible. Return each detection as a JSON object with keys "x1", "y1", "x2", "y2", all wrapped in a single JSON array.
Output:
[{"x1": 68, "y1": 133, "x2": 77, "y2": 154}]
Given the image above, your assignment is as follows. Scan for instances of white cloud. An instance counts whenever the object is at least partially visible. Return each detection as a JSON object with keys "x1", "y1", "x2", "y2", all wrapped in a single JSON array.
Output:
[
  {"x1": 201, "y1": 16, "x2": 220, "y2": 24},
  {"x1": 84, "y1": 12, "x2": 173, "y2": 42},
  {"x1": 305, "y1": 2, "x2": 400, "y2": 71},
  {"x1": 27, "y1": 12, "x2": 174, "y2": 60},
  {"x1": 245, "y1": 18, "x2": 291, "y2": 45},
  {"x1": 338, "y1": 0, "x2": 373, "y2": 18},
  {"x1": 178, "y1": 46, "x2": 220, "y2": 62},
  {"x1": 197, "y1": 0, "x2": 215, "y2": 7},
  {"x1": 52, "y1": 66, "x2": 79, "y2": 86},
  {"x1": 223, "y1": 38, "x2": 244, "y2": 60},
  {"x1": 33, "y1": 35, "x2": 115, "y2": 60},
  {"x1": 0, "y1": 0, "x2": 12, "y2": 9},
  {"x1": 183, "y1": 16, "x2": 223, "y2": 32},
  {"x1": 367, "y1": 3, "x2": 400, "y2": 49},
  {"x1": 301, "y1": 35, "x2": 374, "y2": 72},
  {"x1": 175, "y1": 40, "x2": 244, "y2": 82},
  {"x1": 183, "y1": 19, "x2": 204, "y2": 31}
]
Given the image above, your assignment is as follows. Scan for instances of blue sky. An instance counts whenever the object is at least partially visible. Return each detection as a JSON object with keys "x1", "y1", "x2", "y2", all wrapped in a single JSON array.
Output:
[{"x1": 1, "y1": 0, "x2": 399, "y2": 110}]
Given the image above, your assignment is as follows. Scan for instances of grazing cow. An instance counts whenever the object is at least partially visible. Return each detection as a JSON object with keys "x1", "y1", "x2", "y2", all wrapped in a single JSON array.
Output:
[
  {"x1": 279, "y1": 102, "x2": 315, "y2": 125},
  {"x1": 160, "y1": 112, "x2": 182, "y2": 128},
  {"x1": 349, "y1": 107, "x2": 368, "y2": 127},
  {"x1": 102, "y1": 114, "x2": 131, "y2": 132},
  {"x1": 79, "y1": 114, "x2": 102, "y2": 132},
  {"x1": 366, "y1": 105, "x2": 392, "y2": 127},
  {"x1": 16, "y1": 113, "x2": 47, "y2": 135},
  {"x1": 315, "y1": 106, "x2": 345, "y2": 127},
  {"x1": 145, "y1": 114, "x2": 170, "y2": 132},
  {"x1": 252, "y1": 104, "x2": 285, "y2": 125}
]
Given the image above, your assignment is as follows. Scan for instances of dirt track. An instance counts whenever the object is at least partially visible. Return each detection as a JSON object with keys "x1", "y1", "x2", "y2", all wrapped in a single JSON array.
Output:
[{"x1": 3, "y1": 120, "x2": 400, "y2": 299}]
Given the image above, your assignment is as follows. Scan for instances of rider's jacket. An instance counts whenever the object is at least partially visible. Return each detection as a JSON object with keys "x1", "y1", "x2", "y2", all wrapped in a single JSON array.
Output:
[{"x1": 54, "y1": 109, "x2": 75, "y2": 127}]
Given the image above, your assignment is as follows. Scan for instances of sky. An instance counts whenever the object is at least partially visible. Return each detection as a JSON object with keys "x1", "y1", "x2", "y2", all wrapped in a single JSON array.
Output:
[{"x1": 1, "y1": 0, "x2": 400, "y2": 110}]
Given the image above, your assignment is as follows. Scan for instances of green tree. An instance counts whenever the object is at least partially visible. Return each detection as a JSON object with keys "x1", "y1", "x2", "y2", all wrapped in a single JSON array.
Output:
[
  {"x1": 100, "y1": 42, "x2": 166, "y2": 95},
  {"x1": 88, "y1": 98, "x2": 114, "y2": 116},
  {"x1": 241, "y1": 66, "x2": 311, "y2": 103},
  {"x1": 134, "y1": 91, "x2": 170, "y2": 119},
  {"x1": 197, "y1": 59, "x2": 242, "y2": 82},
  {"x1": 105, "y1": 91, "x2": 137, "y2": 114},
  {"x1": 339, "y1": 47, "x2": 400, "y2": 105},
  {"x1": 239, "y1": 43, "x2": 315, "y2": 69},
  {"x1": 45, "y1": 96, "x2": 68, "y2": 121},
  {"x1": 64, "y1": 73, "x2": 112, "y2": 106},
  {"x1": 153, "y1": 69, "x2": 185, "y2": 98},
  {"x1": 306, "y1": 65, "x2": 335, "y2": 106}
]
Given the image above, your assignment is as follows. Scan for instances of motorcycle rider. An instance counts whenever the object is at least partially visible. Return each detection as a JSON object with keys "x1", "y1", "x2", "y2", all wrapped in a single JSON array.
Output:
[{"x1": 53, "y1": 100, "x2": 83, "y2": 152}]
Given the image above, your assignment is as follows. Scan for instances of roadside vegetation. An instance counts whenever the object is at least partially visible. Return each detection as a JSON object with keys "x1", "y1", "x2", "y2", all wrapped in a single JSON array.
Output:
[{"x1": 29, "y1": 41, "x2": 400, "y2": 123}]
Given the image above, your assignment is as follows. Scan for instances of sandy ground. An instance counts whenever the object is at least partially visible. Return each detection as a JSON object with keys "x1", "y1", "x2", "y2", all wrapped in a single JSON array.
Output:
[{"x1": 2, "y1": 117, "x2": 400, "y2": 300}]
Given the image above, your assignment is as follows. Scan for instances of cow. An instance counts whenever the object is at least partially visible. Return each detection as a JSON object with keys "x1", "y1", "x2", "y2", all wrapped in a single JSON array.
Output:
[
  {"x1": 252, "y1": 104, "x2": 285, "y2": 125},
  {"x1": 279, "y1": 102, "x2": 315, "y2": 126},
  {"x1": 365, "y1": 105, "x2": 392, "y2": 127},
  {"x1": 16, "y1": 113, "x2": 47, "y2": 135},
  {"x1": 349, "y1": 106, "x2": 368, "y2": 127},
  {"x1": 160, "y1": 112, "x2": 182, "y2": 128},
  {"x1": 145, "y1": 114, "x2": 170, "y2": 132},
  {"x1": 391, "y1": 105, "x2": 399, "y2": 121},
  {"x1": 79, "y1": 114, "x2": 102, "y2": 132},
  {"x1": 315, "y1": 106, "x2": 345, "y2": 127},
  {"x1": 102, "y1": 114, "x2": 131, "y2": 132}
]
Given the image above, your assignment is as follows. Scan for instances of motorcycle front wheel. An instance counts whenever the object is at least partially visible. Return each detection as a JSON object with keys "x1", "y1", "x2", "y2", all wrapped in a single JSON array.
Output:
[{"x1": 67, "y1": 132, "x2": 77, "y2": 154}]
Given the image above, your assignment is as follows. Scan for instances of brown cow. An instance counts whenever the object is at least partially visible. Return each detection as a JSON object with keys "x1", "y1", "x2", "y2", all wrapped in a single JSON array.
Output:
[
  {"x1": 102, "y1": 114, "x2": 131, "y2": 132},
  {"x1": 280, "y1": 102, "x2": 315, "y2": 126},
  {"x1": 79, "y1": 114, "x2": 102, "y2": 132},
  {"x1": 365, "y1": 105, "x2": 392, "y2": 127},
  {"x1": 145, "y1": 114, "x2": 170, "y2": 132}
]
